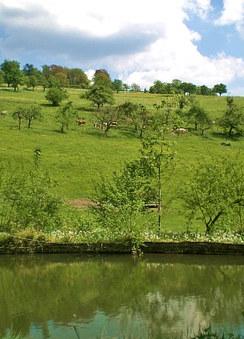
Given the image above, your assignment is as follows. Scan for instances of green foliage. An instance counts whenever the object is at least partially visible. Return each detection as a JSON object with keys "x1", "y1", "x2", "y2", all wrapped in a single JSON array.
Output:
[
  {"x1": 219, "y1": 96, "x2": 244, "y2": 137},
  {"x1": 23, "y1": 105, "x2": 42, "y2": 128},
  {"x1": 45, "y1": 87, "x2": 68, "y2": 106},
  {"x1": 94, "y1": 105, "x2": 119, "y2": 135},
  {"x1": 186, "y1": 101, "x2": 212, "y2": 134},
  {"x1": 92, "y1": 134, "x2": 175, "y2": 241},
  {"x1": 86, "y1": 83, "x2": 114, "y2": 109},
  {"x1": 1, "y1": 60, "x2": 23, "y2": 91},
  {"x1": 191, "y1": 326, "x2": 241, "y2": 339},
  {"x1": 213, "y1": 83, "x2": 227, "y2": 96},
  {"x1": 112, "y1": 79, "x2": 123, "y2": 92},
  {"x1": 12, "y1": 107, "x2": 25, "y2": 130},
  {"x1": 182, "y1": 157, "x2": 244, "y2": 234},
  {"x1": 56, "y1": 101, "x2": 78, "y2": 133},
  {"x1": 0, "y1": 160, "x2": 62, "y2": 232}
]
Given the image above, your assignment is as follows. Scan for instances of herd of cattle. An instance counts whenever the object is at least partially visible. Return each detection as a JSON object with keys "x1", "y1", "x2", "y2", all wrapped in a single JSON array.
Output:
[{"x1": 76, "y1": 118, "x2": 188, "y2": 135}]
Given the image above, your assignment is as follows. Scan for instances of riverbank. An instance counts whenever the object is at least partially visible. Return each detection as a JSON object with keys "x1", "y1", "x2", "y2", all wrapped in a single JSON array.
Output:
[{"x1": 1, "y1": 239, "x2": 244, "y2": 255}]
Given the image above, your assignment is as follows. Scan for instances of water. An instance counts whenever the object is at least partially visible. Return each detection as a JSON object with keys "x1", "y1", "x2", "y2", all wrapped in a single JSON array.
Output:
[{"x1": 0, "y1": 254, "x2": 244, "y2": 339}]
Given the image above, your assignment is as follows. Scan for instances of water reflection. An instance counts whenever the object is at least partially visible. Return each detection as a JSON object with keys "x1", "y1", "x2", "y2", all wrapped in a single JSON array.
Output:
[{"x1": 0, "y1": 255, "x2": 244, "y2": 338}]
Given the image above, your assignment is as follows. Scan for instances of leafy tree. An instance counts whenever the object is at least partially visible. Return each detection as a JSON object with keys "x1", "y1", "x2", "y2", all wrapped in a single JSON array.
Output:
[
  {"x1": 67, "y1": 68, "x2": 89, "y2": 88},
  {"x1": 92, "y1": 133, "x2": 175, "y2": 238},
  {"x1": 219, "y1": 96, "x2": 244, "y2": 137},
  {"x1": 24, "y1": 105, "x2": 42, "y2": 128},
  {"x1": 0, "y1": 70, "x2": 4, "y2": 85},
  {"x1": 213, "y1": 83, "x2": 227, "y2": 96},
  {"x1": 130, "y1": 83, "x2": 141, "y2": 92},
  {"x1": 12, "y1": 108, "x2": 25, "y2": 130},
  {"x1": 187, "y1": 102, "x2": 212, "y2": 134},
  {"x1": 1, "y1": 60, "x2": 23, "y2": 91},
  {"x1": 94, "y1": 69, "x2": 112, "y2": 87},
  {"x1": 112, "y1": 79, "x2": 123, "y2": 93},
  {"x1": 45, "y1": 87, "x2": 68, "y2": 106},
  {"x1": 86, "y1": 83, "x2": 114, "y2": 110},
  {"x1": 0, "y1": 157, "x2": 62, "y2": 232},
  {"x1": 140, "y1": 134, "x2": 175, "y2": 233},
  {"x1": 94, "y1": 105, "x2": 119, "y2": 136},
  {"x1": 197, "y1": 85, "x2": 212, "y2": 96},
  {"x1": 182, "y1": 157, "x2": 244, "y2": 234},
  {"x1": 123, "y1": 83, "x2": 130, "y2": 92},
  {"x1": 118, "y1": 102, "x2": 151, "y2": 137},
  {"x1": 25, "y1": 75, "x2": 39, "y2": 91},
  {"x1": 56, "y1": 101, "x2": 78, "y2": 133},
  {"x1": 180, "y1": 82, "x2": 197, "y2": 95}
]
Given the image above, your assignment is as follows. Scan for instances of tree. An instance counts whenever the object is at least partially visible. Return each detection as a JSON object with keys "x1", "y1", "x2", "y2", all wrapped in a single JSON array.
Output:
[
  {"x1": 94, "y1": 106, "x2": 119, "y2": 136},
  {"x1": 196, "y1": 85, "x2": 212, "y2": 96},
  {"x1": 112, "y1": 79, "x2": 123, "y2": 93},
  {"x1": 25, "y1": 75, "x2": 39, "y2": 91},
  {"x1": 118, "y1": 102, "x2": 152, "y2": 137},
  {"x1": 182, "y1": 157, "x2": 244, "y2": 234},
  {"x1": 24, "y1": 105, "x2": 42, "y2": 128},
  {"x1": 45, "y1": 87, "x2": 68, "y2": 106},
  {"x1": 219, "y1": 96, "x2": 244, "y2": 137},
  {"x1": 180, "y1": 82, "x2": 197, "y2": 95},
  {"x1": 130, "y1": 83, "x2": 141, "y2": 92},
  {"x1": 12, "y1": 108, "x2": 25, "y2": 130},
  {"x1": 0, "y1": 156, "x2": 62, "y2": 232},
  {"x1": 56, "y1": 101, "x2": 78, "y2": 133},
  {"x1": 187, "y1": 102, "x2": 212, "y2": 134},
  {"x1": 67, "y1": 68, "x2": 89, "y2": 88},
  {"x1": 213, "y1": 83, "x2": 227, "y2": 96},
  {"x1": 1, "y1": 60, "x2": 23, "y2": 91},
  {"x1": 0, "y1": 70, "x2": 4, "y2": 85},
  {"x1": 94, "y1": 69, "x2": 112, "y2": 87},
  {"x1": 86, "y1": 83, "x2": 114, "y2": 110},
  {"x1": 92, "y1": 133, "x2": 175, "y2": 238}
]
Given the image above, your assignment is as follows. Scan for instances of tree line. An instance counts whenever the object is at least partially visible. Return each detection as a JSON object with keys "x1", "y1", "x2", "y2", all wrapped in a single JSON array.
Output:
[{"x1": 0, "y1": 59, "x2": 227, "y2": 96}]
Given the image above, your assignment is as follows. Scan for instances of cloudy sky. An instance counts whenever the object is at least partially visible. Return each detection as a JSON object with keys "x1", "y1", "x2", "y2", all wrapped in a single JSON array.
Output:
[{"x1": 0, "y1": 0, "x2": 244, "y2": 93}]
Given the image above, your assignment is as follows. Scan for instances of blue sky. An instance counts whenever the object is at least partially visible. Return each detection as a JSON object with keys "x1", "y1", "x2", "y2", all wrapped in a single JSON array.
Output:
[{"x1": 0, "y1": 0, "x2": 244, "y2": 94}]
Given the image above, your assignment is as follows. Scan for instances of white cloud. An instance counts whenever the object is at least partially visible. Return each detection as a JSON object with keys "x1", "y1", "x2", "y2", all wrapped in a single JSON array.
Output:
[
  {"x1": 0, "y1": 0, "x2": 244, "y2": 92},
  {"x1": 215, "y1": 0, "x2": 244, "y2": 37},
  {"x1": 216, "y1": 0, "x2": 244, "y2": 25}
]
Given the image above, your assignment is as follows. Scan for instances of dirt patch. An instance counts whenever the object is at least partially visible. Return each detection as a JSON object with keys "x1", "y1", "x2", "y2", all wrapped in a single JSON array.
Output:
[{"x1": 67, "y1": 198, "x2": 96, "y2": 209}]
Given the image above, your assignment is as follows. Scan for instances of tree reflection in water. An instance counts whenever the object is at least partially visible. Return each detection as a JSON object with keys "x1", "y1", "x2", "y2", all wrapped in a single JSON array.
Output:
[{"x1": 0, "y1": 255, "x2": 244, "y2": 338}]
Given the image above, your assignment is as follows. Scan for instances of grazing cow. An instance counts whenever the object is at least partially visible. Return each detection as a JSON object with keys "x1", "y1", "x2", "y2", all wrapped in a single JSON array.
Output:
[
  {"x1": 94, "y1": 121, "x2": 117, "y2": 130},
  {"x1": 173, "y1": 127, "x2": 188, "y2": 136},
  {"x1": 76, "y1": 118, "x2": 86, "y2": 126},
  {"x1": 0, "y1": 110, "x2": 7, "y2": 117}
]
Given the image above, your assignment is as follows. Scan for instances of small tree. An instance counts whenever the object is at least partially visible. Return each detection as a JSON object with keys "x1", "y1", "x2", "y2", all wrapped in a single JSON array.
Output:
[
  {"x1": 56, "y1": 101, "x2": 78, "y2": 133},
  {"x1": 118, "y1": 102, "x2": 152, "y2": 138},
  {"x1": 219, "y1": 96, "x2": 244, "y2": 137},
  {"x1": 1, "y1": 60, "x2": 23, "y2": 91},
  {"x1": 213, "y1": 83, "x2": 227, "y2": 96},
  {"x1": 86, "y1": 83, "x2": 114, "y2": 110},
  {"x1": 94, "y1": 106, "x2": 119, "y2": 136},
  {"x1": 24, "y1": 105, "x2": 42, "y2": 128},
  {"x1": 46, "y1": 87, "x2": 68, "y2": 106},
  {"x1": 0, "y1": 157, "x2": 62, "y2": 232},
  {"x1": 12, "y1": 108, "x2": 25, "y2": 130},
  {"x1": 112, "y1": 79, "x2": 123, "y2": 93},
  {"x1": 182, "y1": 157, "x2": 244, "y2": 234}
]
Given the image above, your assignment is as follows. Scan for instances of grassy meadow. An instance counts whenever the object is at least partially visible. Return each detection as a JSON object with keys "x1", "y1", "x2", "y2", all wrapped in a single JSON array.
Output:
[{"x1": 0, "y1": 87, "x2": 244, "y2": 232}]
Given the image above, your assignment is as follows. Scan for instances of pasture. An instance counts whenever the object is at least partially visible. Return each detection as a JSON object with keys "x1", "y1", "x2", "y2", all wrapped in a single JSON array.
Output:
[{"x1": 0, "y1": 87, "x2": 244, "y2": 232}]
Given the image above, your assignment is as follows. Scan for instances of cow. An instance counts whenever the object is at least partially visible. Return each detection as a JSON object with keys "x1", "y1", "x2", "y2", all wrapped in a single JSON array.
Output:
[
  {"x1": 173, "y1": 127, "x2": 188, "y2": 136},
  {"x1": 76, "y1": 118, "x2": 86, "y2": 126}
]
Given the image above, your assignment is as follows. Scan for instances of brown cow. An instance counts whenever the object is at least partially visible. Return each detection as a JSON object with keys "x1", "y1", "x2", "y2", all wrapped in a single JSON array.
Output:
[{"x1": 76, "y1": 118, "x2": 86, "y2": 126}]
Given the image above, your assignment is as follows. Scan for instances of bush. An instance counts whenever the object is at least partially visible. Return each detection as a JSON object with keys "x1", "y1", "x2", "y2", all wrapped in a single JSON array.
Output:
[
  {"x1": 45, "y1": 87, "x2": 68, "y2": 106},
  {"x1": 0, "y1": 162, "x2": 62, "y2": 232}
]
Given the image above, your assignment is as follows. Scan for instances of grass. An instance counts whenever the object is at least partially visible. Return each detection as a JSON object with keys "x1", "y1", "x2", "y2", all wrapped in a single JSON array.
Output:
[{"x1": 0, "y1": 86, "x2": 244, "y2": 232}]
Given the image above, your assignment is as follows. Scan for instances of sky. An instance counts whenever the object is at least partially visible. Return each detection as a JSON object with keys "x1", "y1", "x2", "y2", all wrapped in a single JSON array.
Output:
[{"x1": 0, "y1": 0, "x2": 244, "y2": 94}]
